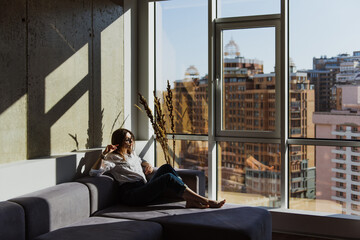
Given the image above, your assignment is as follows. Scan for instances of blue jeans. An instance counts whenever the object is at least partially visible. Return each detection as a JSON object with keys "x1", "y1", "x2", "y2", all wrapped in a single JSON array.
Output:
[{"x1": 119, "y1": 164, "x2": 186, "y2": 206}]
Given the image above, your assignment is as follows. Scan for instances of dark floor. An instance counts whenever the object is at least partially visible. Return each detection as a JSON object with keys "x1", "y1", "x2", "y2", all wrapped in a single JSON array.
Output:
[{"x1": 272, "y1": 232, "x2": 341, "y2": 240}]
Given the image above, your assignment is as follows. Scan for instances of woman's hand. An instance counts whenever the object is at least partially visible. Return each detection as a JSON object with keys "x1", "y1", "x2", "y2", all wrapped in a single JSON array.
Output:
[
  {"x1": 103, "y1": 144, "x2": 119, "y2": 155},
  {"x1": 142, "y1": 162, "x2": 154, "y2": 176}
]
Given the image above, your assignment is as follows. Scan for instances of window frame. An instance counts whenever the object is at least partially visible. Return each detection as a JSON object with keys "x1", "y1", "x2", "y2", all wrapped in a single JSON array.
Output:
[
  {"x1": 214, "y1": 15, "x2": 281, "y2": 139},
  {"x1": 146, "y1": 1, "x2": 360, "y2": 238}
]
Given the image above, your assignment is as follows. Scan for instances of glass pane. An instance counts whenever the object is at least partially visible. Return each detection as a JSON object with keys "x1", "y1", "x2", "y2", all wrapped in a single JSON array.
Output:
[
  {"x1": 218, "y1": 0, "x2": 280, "y2": 18},
  {"x1": 218, "y1": 141, "x2": 281, "y2": 207},
  {"x1": 289, "y1": 145, "x2": 360, "y2": 216},
  {"x1": 289, "y1": 0, "x2": 360, "y2": 139},
  {"x1": 221, "y1": 28, "x2": 276, "y2": 131},
  {"x1": 156, "y1": 140, "x2": 209, "y2": 197},
  {"x1": 155, "y1": 0, "x2": 208, "y2": 134}
]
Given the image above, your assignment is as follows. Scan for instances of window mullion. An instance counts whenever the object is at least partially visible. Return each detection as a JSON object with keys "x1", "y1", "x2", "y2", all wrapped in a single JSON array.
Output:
[
  {"x1": 208, "y1": 0, "x2": 217, "y2": 200},
  {"x1": 280, "y1": 0, "x2": 289, "y2": 209}
]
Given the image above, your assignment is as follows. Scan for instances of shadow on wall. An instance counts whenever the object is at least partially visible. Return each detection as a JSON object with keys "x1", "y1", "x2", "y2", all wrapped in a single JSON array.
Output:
[
  {"x1": 0, "y1": 0, "x2": 125, "y2": 163},
  {"x1": 74, "y1": 149, "x2": 103, "y2": 180}
]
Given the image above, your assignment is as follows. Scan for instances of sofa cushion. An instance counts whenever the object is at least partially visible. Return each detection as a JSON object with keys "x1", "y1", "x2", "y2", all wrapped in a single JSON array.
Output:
[
  {"x1": 94, "y1": 201, "x2": 190, "y2": 220},
  {"x1": 150, "y1": 206, "x2": 272, "y2": 240},
  {"x1": 34, "y1": 216, "x2": 163, "y2": 240},
  {"x1": 0, "y1": 201, "x2": 25, "y2": 240},
  {"x1": 10, "y1": 182, "x2": 90, "y2": 240},
  {"x1": 95, "y1": 202, "x2": 271, "y2": 240}
]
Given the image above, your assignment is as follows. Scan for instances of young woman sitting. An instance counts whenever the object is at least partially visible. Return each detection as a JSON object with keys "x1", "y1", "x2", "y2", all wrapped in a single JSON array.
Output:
[{"x1": 90, "y1": 128, "x2": 225, "y2": 208}]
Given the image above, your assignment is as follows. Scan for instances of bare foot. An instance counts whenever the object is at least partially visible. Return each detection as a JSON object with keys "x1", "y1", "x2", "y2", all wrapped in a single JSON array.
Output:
[
  {"x1": 182, "y1": 189, "x2": 209, "y2": 206},
  {"x1": 185, "y1": 200, "x2": 209, "y2": 209},
  {"x1": 208, "y1": 199, "x2": 226, "y2": 208}
]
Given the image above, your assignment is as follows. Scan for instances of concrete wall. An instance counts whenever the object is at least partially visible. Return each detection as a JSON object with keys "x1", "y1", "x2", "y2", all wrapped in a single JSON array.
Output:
[{"x1": 0, "y1": 0, "x2": 124, "y2": 163}]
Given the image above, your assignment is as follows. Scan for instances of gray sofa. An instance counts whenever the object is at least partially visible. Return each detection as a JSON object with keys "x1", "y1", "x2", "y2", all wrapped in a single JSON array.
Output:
[{"x1": 1, "y1": 169, "x2": 272, "y2": 240}]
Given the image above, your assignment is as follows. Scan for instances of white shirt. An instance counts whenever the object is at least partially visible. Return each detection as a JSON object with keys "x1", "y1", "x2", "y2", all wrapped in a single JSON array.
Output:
[{"x1": 90, "y1": 151, "x2": 147, "y2": 185}]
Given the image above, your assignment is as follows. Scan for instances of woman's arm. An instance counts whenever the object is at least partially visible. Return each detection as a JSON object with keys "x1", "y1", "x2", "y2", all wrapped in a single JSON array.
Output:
[
  {"x1": 91, "y1": 154, "x2": 105, "y2": 170},
  {"x1": 141, "y1": 161, "x2": 154, "y2": 175},
  {"x1": 90, "y1": 144, "x2": 118, "y2": 175}
]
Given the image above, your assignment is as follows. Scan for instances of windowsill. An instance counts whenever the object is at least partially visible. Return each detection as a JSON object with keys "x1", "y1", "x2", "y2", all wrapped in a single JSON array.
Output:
[
  {"x1": 269, "y1": 207, "x2": 360, "y2": 219},
  {"x1": 269, "y1": 207, "x2": 360, "y2": 239}
]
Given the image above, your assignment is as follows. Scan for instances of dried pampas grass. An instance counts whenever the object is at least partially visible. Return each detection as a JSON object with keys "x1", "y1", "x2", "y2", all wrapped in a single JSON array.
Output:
[{"x1": 137, "y1": 82, "x2": 175, "y2": 166}]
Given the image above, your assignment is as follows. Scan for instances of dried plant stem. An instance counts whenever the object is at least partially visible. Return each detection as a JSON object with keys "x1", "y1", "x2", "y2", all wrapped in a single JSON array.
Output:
[
  {"x1": 166, "y1": 80, "x2": 176, "y2": 167},
  {"x1": 154, "y1": 92, "x2": 170, "y2": 164},
  {"x1": 138, "y1": 93, "x2": 171, "y2": 165}
]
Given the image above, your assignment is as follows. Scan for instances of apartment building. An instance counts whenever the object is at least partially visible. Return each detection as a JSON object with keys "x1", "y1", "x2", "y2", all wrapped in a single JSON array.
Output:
[
  {"x1": 308, "y1": 51, "x2": 360, "y2": 112},
  {"x1": 166, "y1": 40, "x2": 315, "y2": 203},
  {"x1": 313, "y1": 86, "x2": 360, "y2": 216}
]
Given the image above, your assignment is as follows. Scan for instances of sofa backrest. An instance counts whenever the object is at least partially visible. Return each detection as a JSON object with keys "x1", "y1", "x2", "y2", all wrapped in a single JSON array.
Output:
[
  {"x1": 76, "y1": 168, "x2": 205, "y2": 214},
  {"x1": 0, "y1": 201, "x2": 25, "y2": 240},
  {"x1": 9, "y1": 182, "x2": 90, "y2": 240},
  {"x1": 77, "y1": 175, "x2": 120, "y2": 215}
]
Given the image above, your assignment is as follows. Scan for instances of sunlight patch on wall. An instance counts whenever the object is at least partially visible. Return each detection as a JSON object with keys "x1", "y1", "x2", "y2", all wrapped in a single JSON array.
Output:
[
  {"x1": 101, "y1": 17, "x2": 124, "y2": 142},
  {"x1": 45, "y1": 44, "x2": 89, "y2": 113},
  {"x1": 45, "y1": 43, "x2": 89, "y2": 154},
  {"x1": 50, "y1": 92, "x2": 89, "y2": 153},
  {"x1": 0, "y1": 95, "x2": 27, "y2": 163}
]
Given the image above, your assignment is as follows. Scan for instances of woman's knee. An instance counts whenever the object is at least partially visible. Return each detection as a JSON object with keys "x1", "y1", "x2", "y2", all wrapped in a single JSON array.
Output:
[
  {"x1": 160, "y1": 163, "x2": 173, "y2": 170},
  {"x1": 158, "y1": 164, "x2": 175, "y2": 174},
  {"x1": 163, "y1": 173, "x2": 183, "y2": 185}
]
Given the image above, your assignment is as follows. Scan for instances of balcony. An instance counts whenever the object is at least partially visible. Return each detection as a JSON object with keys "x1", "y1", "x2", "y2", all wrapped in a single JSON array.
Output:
[
  {"x1": 332, "y1": 159, "x2": 346, "y2": 165},
  {"x1": 332, "y1": 149, "x2": 346, "y2": 155},
  {"x1": 351, "y1": 195, "x2": 360, "y2": 202},
  {"x1": 332, "y1": 131, "x2": 346, "y2": 136},
  {"x1": 332, "y1": 168, "x2": 346, "y2": 174},
  {"x1": 351, "y1": 177, "x2": 360, "y2": 182},
  {"x1": 332, "y1": 177, "x2": 347, "y2": 183},
  {"x1": 331, "y1": 196, "x2": 346, "y2": 202},
  {"x1": 291, "y1": 187, "x2": 306, "y2": 193},
  {"x1": 331, "y1": 186, "x2": 346, "y2": 192}
]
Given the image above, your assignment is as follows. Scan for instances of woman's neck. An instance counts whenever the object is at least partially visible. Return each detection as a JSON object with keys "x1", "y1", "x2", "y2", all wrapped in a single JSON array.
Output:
[{"x1": 116, "y1": 147, "x2": 131, "y2": 156}]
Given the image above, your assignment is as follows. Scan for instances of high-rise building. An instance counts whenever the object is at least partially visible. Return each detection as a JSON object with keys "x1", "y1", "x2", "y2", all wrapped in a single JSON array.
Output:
[
  {"x1": 307, "y1": 51, "x2": 360, "y2": 112},
  {"x1": 163, "y1": 39, "x2": 315, "y2": 203},
  {"x1": 313, "y1": 85, "x2": 360, "y2": 216}
]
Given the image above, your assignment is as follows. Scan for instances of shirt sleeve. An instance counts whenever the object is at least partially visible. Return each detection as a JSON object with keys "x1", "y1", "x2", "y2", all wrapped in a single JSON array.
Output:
[{"x1": 89, "y1": 160, "x2": 115, "y2": 177}]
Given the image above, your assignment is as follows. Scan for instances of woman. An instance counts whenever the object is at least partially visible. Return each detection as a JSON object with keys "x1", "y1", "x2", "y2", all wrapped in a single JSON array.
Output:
[{"x1": 90, "y1": 128, "x2": 225, "y2": 208}]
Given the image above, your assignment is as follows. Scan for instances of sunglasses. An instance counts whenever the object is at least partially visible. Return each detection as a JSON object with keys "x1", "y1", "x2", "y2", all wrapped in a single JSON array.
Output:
[{"x1": 124, "y1": 138, "x2": 133, "y2": 143}]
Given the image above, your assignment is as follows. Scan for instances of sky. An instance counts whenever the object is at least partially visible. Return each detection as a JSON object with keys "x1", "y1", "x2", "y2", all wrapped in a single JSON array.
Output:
[{"x1": 155, "y1": 0, "x2": 360, "y2": 90}]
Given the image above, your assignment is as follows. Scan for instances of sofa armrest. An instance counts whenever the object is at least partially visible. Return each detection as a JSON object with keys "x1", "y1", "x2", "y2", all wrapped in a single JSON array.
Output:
[
  {"x1": 0, "y1": 201, "x2": 25, "y2": 240},
  {"x1": 176, "y1": 169, "x2": 205, "y2": 197},
  {"x1": 9, "y1": 182, "x2": 90, "y2": 240}
]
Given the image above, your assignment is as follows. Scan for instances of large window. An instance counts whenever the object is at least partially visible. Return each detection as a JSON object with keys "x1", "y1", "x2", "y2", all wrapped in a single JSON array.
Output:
[
  {"x1": 218, "y1": 0, "x2": 280, "y2": 18},
  {"x1": 157, "y1": 139, "x2": 209, "y2": 197},
  {"x1": 219, "y1": 141, "x2": 281, "y2": 207},
  {"x1": 215, "y1": 21, "x2": 280, "y2": 138},
  {"x1": 288, "y1": 0, "x2": 360, "y2": 217},
  {"x1": 289, "y1": 0, "x2": 360, "y2": 138},
  {"x1": 152, "y1": 0, "x2": 360, "y2": 220},
  {"x1": 155, "y1": 0, "x2": 208, "y2": 135}
]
